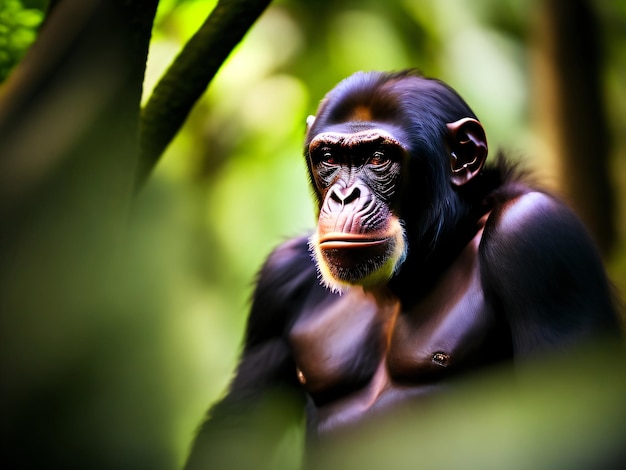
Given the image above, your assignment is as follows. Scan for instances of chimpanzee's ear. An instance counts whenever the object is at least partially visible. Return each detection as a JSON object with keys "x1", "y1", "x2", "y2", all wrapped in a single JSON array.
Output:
[
  {"x1": 306, "y1": 115, "x2": 316, "y2": 133},
  {"x1": 446, "y1": 117, "x2": 488, "y2": 186}
]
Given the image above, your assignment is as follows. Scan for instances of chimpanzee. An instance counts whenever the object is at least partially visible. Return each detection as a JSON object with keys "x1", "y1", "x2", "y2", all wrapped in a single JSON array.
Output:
[{"x1": 184, "y1": 70, "x2": 621, "y2": 469}]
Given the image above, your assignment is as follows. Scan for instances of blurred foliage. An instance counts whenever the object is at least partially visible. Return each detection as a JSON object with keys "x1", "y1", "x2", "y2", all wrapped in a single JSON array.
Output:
[
  {"x1": 308, "y1": 340, "x2": 626, "y2": 470},
  {"x1": 2, "y1": 0, "x2": 625, "y2": 468},
  {"x1": 0, "y1": 0, "x2": 44, "y2": 81}
]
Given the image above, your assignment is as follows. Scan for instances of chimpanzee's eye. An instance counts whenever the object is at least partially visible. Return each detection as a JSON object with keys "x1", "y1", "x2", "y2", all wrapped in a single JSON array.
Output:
[{"x1": 369, "y1": 151, "x2": 388, "y2": 166}]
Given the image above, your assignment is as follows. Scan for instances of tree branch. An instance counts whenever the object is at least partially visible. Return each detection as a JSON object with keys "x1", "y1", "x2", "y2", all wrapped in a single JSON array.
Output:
[{"x1": 137, "y1": 0, "x2": 272, "y2": 189}]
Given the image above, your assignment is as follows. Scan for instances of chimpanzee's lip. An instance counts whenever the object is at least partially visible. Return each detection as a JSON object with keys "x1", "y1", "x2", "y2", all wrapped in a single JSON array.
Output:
[{"x1": 319, "y1": 233, "x2": 389, "y2": 249}]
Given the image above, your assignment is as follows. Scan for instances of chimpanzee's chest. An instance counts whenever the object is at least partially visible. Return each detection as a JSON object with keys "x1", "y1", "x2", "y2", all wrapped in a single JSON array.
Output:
[{"x1": 288, "y1": 239, "x2": 503, "y2": 430}]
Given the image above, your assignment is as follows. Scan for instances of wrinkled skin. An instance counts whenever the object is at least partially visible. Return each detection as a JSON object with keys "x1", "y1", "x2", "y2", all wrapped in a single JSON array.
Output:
[{"x1": 308, "y1": 128, "x2": 406, "y2": 289}]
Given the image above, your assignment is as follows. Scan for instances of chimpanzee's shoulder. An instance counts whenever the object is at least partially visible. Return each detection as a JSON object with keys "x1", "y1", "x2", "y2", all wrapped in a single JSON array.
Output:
[
  {"x1": 477, "y1": 175, "x2": 620, "y2": 345},
  {"x1": 259, "y1": 236, "x2": 317, "y2": 286},
  {"x1": 479, "y1": 155, "x2": 573, "y2": 231},
  {"x1": 244, "y1": 236, "x2": 318, "y2": 348},
  {"x1": 484, "y1": 189, "x2": 574, "y2": 241},
  {"x1": 481, "y1": 154, "x2": 584, "y2": 242},
  {"x1": 479, "y1": 184, "x2": 605, "y2": 288},
  {"x1": 478, "y1": 153, "x2": 606, "y2": 276}
]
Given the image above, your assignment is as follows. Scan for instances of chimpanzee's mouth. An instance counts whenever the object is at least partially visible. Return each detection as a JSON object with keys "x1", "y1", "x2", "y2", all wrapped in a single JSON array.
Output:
[{"x1": 319, "y1": 233, "x2": 389, "y2": 250}]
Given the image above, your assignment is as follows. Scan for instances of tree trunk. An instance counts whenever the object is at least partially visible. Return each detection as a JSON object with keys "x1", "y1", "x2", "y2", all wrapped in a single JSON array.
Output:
[
  {"x1": 532, "y1": 0, "x2": 615, "y2": 255},
  {"x1": 0, "y1": 1, "x2": 159, "y2": 467}
]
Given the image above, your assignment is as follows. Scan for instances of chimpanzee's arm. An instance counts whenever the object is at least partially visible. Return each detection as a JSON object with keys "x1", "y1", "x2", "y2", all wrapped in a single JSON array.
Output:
[
  {"x1": 481, "y1": 191, "x2": 621, "y2": 358},
  {"x1": 184, "y1": 237, "x2": 316, "y2": 470}
]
